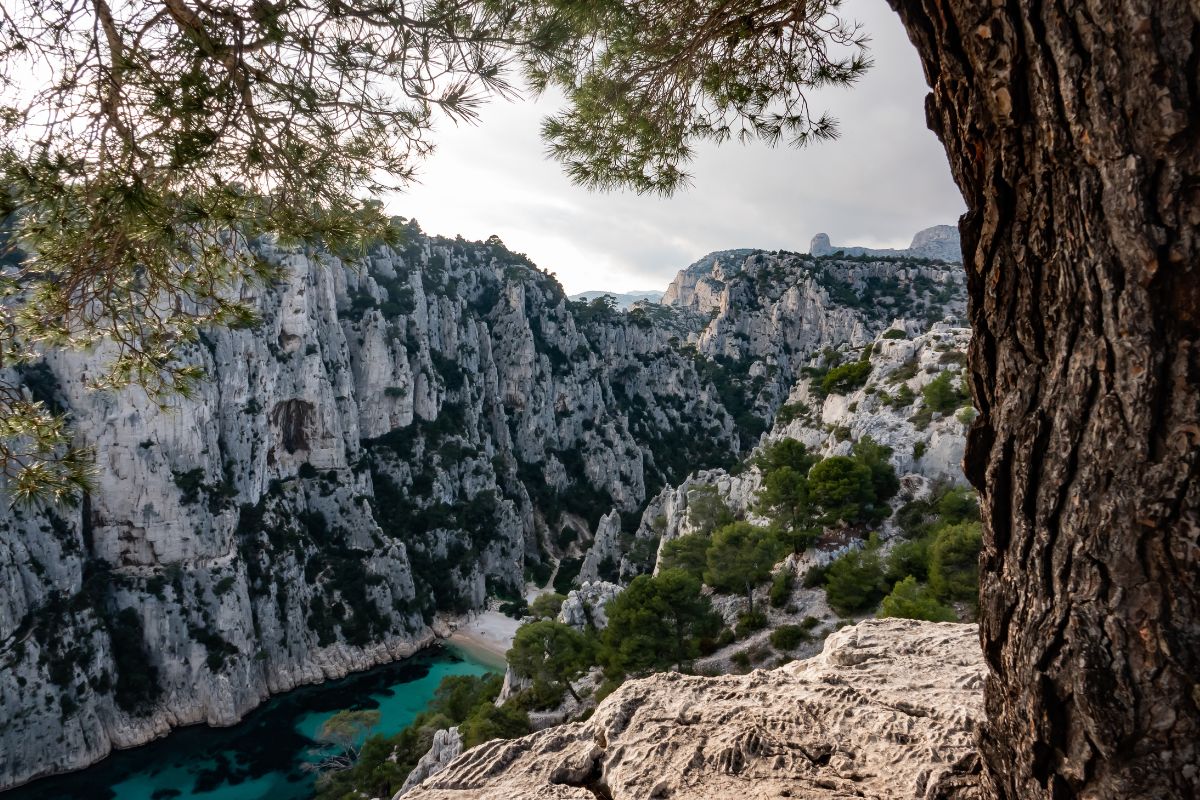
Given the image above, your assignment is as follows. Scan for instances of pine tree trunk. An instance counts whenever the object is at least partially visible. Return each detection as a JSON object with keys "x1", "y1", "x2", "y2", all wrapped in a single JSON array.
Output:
[{"x1": 888, "y1": 1, "x2": 1200, "y2": 797}]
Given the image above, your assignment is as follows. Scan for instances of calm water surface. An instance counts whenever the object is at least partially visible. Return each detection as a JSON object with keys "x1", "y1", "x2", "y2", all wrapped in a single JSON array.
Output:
[{"x1": 5, "y1": 645, "x2": 495, "y2": 800}]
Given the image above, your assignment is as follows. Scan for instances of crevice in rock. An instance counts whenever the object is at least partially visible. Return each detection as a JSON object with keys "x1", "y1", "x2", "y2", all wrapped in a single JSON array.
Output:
[{"x1": 551, "y1": 751, "x2": 613, "y2": 800}]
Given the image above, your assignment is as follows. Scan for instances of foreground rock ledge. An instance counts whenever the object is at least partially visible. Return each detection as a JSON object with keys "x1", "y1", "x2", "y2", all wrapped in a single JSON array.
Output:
[{"x1": 406, "y1": 619, "x2": 985, "y2": 800}]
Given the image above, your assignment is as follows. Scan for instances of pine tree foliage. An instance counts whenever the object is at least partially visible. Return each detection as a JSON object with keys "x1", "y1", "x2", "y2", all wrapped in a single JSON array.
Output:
[{"x1": 516, "y1": 0, "x2": 870, "y2": 193}]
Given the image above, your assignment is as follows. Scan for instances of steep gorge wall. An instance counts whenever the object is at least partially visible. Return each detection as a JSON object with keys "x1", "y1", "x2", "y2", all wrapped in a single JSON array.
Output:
[{"x1": 0, "y1": 227, "x2": 965, "y2": 789}]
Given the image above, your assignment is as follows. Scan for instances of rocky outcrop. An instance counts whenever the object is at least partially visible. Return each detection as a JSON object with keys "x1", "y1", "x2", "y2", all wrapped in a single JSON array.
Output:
[
  {"x1": 809, "y1": 224, "x2": 962, "y2": 262},
  {"x1": 396, "y1": 726, "x2": 464, "y2": 798},
  {"x1": 577, "y1": 512, "x2": 622, "y2": 584},
  {"x1": 659, "y1": 249, "x2": 756, "y2": 310},
  {"x1": 623, "y1": 322, "x2": 972, "y2": 576},
  {"x1": 404, "y1": 618, "x2": 984, "y2": 800},
  {"x1": 908, "y1": 224, "x2": 963, "y2": 261},
  {"x1": 557, "y1": 581, "x2": 622, "y2": 631}
]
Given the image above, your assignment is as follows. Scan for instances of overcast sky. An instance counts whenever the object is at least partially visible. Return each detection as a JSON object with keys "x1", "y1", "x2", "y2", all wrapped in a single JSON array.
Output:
[{"x1": 385, "y1": 0, "x2": 965, "y2": 295}]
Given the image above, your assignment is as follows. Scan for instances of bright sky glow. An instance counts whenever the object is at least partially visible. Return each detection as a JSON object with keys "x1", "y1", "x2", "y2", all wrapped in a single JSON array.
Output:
[{"x1": 385, "y1": 0, "x2": 965, "y2": 295}]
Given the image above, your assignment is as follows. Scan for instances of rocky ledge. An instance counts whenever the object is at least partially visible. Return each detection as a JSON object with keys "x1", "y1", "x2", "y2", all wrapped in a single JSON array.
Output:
[{"x1": 404, "y1": 618, "x2": 984, "y2": 800}]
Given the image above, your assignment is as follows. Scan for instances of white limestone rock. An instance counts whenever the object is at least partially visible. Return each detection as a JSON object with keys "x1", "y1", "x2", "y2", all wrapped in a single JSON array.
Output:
[
  {"x1": 395, "y1": 727, "x2": 464, "y2": 798},
  {"x1": 557, "y1": 582, "x2": 623, "y2": 631},
  {"x1": 403, "y1": 618, "x2": 984, "y2": 800}
]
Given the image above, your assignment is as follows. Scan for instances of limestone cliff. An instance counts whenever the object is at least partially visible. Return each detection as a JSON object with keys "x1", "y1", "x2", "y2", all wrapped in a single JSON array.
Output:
[
  {"x1": 0, "y1": 225, "x2": 966, "y2": 790},
  {"x1": 403, "y1": 618, "x2": 984, "y2": 800}
]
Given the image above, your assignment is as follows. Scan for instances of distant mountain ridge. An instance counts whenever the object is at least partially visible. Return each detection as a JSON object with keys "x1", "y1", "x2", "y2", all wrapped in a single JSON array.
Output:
[{"x1": 809, "y1": 224, "x2": 962, "y2": 262}]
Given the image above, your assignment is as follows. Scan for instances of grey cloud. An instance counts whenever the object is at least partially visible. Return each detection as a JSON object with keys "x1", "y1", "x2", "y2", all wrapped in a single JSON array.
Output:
[{"x1": 389, "y1": 0, "x2": 964, "y2": 294}]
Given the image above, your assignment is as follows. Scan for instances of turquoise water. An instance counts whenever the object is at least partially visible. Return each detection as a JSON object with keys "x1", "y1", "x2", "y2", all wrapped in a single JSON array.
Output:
[{"x1": 5, "y1": 646, "x2": 495, "y2": 800}]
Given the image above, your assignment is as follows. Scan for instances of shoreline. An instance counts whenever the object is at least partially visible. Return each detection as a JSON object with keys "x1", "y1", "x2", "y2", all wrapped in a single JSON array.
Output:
[
  {"x1": 444, "y1": 631, "x2": 509, "y2": 671},
  {"x1": 3, "y1": 610, "x2": 519, "y2": 795},
  {"x1": 439, "y1": 608, "x2": 520, "y2": 672}
]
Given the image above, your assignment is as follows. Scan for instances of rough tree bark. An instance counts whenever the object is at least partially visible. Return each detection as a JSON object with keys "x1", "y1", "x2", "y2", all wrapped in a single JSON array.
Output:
[{"x1": 888, "y1": 1, "x2": 1199, "y2": 797}]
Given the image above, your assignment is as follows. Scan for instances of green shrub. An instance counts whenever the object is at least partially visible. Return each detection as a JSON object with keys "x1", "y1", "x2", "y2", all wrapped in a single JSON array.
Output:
[
  {"x1": 823, "y1": 542, "x2": 887, "y2": 615},
  {"x1": 889, "y1": 357, "x2": 920, "y2": 384},
  {"x1": 716, "y1": 627, "x2": 736, "y2": 648},
  {"x1": 524, "y1": 558, "x2": 553, "y2": 587},
  {"x1": 529, "y1": 592, "x2": 567, "y2": 620},
  {"x1": 684, "y1": 485, "x2": 735, "y2": 536},
  {"x1": 705, "y1": 523, "x2": 785, "y2": 614},
  {"x1": 659, "y1": 533, "x2": 711, "y2": 581},
  {"x1": 937, "y1": 486, "x2": 980, "y2": 524},
  {"x1": 735, "y1": 610, "x2": 768, "y2": 637},
  {"x1": 774, "y1": 401, "x2": 810, "y2": 425},
  {"x1": 886, "y1": 536, "x2": 933, "y2": 584},
  {"x1": 602, "y1": 570, "x2": 721, "y2": 674},
  {"x1": 929, "y1": 522, "x2": 983, "y2": 602},
  {"x1": 922, "y1": 370, "x2": 969, "y2": 414},
  {"x1": 556, "y1": 526, "x2": 578, "y2": 550},
  {"x1": 881, "y1": 328, "x2": 906, "y2": 340},
  {"x1": 730, "y1": 650, "x2": 751, "y2": 670},
  {"x1": 821, "y1": 360, "x2": 872, "y2": 395},
  {"x1": 802, "y1": 564, "x2": 827, "y2": 588},
  {"x1": 769, "y1": 569, "x2": 793, "y2": 608},
  {"x1": 938, "y1": 349, "x2": 967, "y2": 365},
  {"x1": 498, "y1": 599, "x2": 528, "y2": 619},
  {"x1": 769, "y1": 624, "x2": 810, "y2": 650},
  {"x1": 808, "y1": 457, "x2": 875, "y2": 524},
  {"x1": 553, "y1": 557, "x2": 583, "y2": 594},
  {"x1": 459, "y1": 702, "x2": 531, "y2": 748},
  {"x1": 800, "y1": 615, "x2": 821, "y2": 630},
  {"x1": 879, "y1": 576, "x2": 956, "y2": 622}
]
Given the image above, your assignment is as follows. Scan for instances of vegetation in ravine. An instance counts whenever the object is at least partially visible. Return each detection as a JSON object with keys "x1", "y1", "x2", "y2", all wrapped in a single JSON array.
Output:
[{"x1": 807, "y1": 482, "x2": 982, "y2": 620}]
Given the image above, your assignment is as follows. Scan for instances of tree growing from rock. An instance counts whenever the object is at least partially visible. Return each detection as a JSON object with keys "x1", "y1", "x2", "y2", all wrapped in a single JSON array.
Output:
[
  {"x1": 704, "y1": 522, "x2": 784, "y2": 615},
  {"x1": 603, "y1": 569, "x2": 721, "y2": 674},
  {"x1": 807, "y1": 456, "x2": 875, "y2": 525},
  {"x1": 508, "y1": 620, "x2": 594, "y2": 703}
]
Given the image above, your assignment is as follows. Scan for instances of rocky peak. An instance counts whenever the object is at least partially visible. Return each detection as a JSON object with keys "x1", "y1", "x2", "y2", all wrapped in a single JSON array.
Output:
[
  {"x1": 909, "y1": 224, "x2": 963, "y2": 261},
  {"x1": 809, "y1": 232, "x2": 834, "y2": 256},
  {"x1": 807, "y1": 224, "x2": 962, "y2": 263},
  {"x1": 659, "y1": 248, "x2": 757, "y2": 310}
]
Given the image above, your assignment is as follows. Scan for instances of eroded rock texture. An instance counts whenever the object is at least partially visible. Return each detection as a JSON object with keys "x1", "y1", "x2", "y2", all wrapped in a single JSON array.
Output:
[{"x1": 406, "y1": 619, "x2": 984, "y2": 800}]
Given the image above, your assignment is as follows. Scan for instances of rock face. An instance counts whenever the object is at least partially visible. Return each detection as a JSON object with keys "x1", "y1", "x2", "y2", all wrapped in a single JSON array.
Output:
[
  {"x1": 404, "y1": 618, "x2": 985, "y2": 800},
  {"x1": 618, "y1": 321, "x2": 973, "y2": 579},
  {"x1": 908, "y1": 224, "x2": 963, "y2": 261},
  {"x1": 0, "y1": 223, "x2": 967, "y2": 790},
  {"x1": 396, "y1": 726, "x2": 464, "y2": 798},
  {"x1": 808, "y1": 225, "x2": 962, "y2": 262},
  {"x1": 557, "y1": 581, "x2": 622, "y2": 631},
  {"x1": 659, "y1": 249, "x2": 757, "y2": 310}
]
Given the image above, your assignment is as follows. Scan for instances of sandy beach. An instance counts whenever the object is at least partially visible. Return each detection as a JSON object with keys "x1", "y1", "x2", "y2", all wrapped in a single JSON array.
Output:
[{"x1": 444, "y1": 609, "x2": 521, "y2": 670}]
